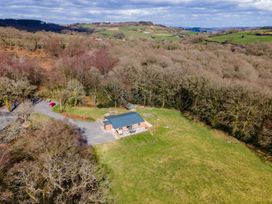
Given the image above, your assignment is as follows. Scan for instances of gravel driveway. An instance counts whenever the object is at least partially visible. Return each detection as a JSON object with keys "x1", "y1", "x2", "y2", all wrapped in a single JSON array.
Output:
[
  {"x1": 0, "y1": 111, "x2": 18, "y2": 131},
  {"x1": 34, "y1": 101, "x2": 116, "y2": 145}
]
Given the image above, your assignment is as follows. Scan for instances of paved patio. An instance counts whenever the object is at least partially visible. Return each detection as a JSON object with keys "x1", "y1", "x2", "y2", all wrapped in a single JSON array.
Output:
[{"x1": 115, "y1": 127, "x2": 149, "y2": 138}]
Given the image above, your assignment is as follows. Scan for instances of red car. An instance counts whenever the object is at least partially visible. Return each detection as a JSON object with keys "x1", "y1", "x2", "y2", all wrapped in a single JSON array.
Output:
[{"x1": 49, "y1": 101, "x2": 56, "y2": 108}]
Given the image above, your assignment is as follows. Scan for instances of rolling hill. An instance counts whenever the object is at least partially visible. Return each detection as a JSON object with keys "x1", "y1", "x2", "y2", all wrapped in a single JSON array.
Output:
[
  {"x1": 0, "y1": 19, "x2": 93, "y2": 33},
  {"x1": 208, "y1": 29, "x2": 272, "y2": 44}
]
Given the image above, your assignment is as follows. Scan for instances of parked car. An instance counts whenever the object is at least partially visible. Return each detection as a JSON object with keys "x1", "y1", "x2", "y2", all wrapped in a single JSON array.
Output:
[
  {"x1": 31, "y1": 96, "x2": 40, "y2": 105},
  {"x1": 49, "y1": 101, "x2": 56, "y2": 108},
  {"x1": 11, "y1": 101, "x2": 19, "y2": 112}
]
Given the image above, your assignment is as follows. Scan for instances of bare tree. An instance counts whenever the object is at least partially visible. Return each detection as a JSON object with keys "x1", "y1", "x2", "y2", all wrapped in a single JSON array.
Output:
[
  {"x1": 17, "y1": 101, "x2": 33, "y2": 123},
  {"x1": 66, "y1": 79, "x2": 86, "y2": 106},
  {"x1": 87, "y1": 67, "x2": 102, "y2": 107},
  {"x1": 4, "y1": 121, "x2": 109, "y2": 203}
]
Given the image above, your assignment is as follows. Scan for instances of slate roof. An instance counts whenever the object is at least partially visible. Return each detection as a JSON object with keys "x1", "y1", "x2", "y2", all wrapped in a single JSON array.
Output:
[{"x1": 104, "y1": 112, "x2": 145, "y2": 129}]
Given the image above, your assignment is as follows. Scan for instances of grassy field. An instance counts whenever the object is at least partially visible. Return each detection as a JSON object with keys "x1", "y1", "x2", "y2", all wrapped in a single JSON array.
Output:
[
  {"x1": 76, "y1": 24, "x2": 183, "y2": 41},
  {"x1": 92, "y1": 107, "x2": 272, "y2": 203},
  {"x1": 49, "y1": 105, "x2": 272, "y2": 203},
  {"x1": 97, "y1": 25, "x2": 181, "y2": 41},
  {"x1": 209, "y1": 31, "x2": 272, "y2": 44}
]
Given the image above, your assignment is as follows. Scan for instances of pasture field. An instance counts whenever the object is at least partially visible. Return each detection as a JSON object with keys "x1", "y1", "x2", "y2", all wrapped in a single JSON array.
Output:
[
  {"x1": 98, "y1": 25, "x2": 180, "y2": 41},
  {"x1": 50, "y1": 106, "x2": 272, "y2": 203},
  {"x1": 76, "y1": 24, "x2": 182, "y2": 41},
  {"x1": 209, "y1": 30, "x2": 272, "y2": 44},
  {"x1": 93, "y1": 108, "x2": 272, "y2": 203}
]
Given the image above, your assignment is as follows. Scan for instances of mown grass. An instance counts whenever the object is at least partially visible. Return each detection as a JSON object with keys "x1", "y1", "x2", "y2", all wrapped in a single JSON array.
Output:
[
  {"x1": 94, "y1": 107, "x2": 272, "y2": 203},
  {"x1": 209, "y1": 31, "x2": 272, "y2": 44}
]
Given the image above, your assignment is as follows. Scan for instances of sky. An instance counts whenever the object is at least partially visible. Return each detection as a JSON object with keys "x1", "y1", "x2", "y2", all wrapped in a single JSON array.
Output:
[{"x1": 0, "y1": 0, "x2": 272, "y2": 27}]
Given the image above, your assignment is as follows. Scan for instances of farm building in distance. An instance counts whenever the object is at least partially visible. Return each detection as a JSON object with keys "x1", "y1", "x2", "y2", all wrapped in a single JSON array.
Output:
[{"x1": 103, "y1": 112, "x2": 150, "y2": 136}]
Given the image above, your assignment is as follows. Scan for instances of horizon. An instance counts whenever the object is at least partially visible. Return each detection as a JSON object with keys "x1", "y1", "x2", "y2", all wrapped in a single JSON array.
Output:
[
  {"x1": 1, "y1": 18, "x2": 271, "y2": 29},
  {"x1": 0, "y1": 1, "x2": 272, "y2": 28}
]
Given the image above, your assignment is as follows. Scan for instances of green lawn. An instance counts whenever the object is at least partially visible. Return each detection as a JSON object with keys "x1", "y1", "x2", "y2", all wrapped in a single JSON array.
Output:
[
  {"x1": 94, "y1": 108, "x2": 272, "y2": 203},
  {"x1": 209, "y1": 31, "x2": 272, "y2": 44}
]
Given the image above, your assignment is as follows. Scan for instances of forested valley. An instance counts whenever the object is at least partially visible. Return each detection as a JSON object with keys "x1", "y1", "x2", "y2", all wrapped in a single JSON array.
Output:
[
  {"x1": 1, "y1": 27, "x2": 271, "y2": 154},
  {"x1": 0, "y1": 26, "x2": 272, "y2": 203}
]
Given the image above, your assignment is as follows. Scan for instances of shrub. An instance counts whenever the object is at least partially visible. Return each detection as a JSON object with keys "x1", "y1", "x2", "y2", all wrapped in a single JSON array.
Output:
[{"x1": 113, "y1": 32, "x2": 126, "y2": 40}]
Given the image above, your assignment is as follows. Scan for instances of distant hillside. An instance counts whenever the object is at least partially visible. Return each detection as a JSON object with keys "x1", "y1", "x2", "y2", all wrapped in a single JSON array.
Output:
[
  {"x1": 76, "y1": 21, "x2": 156, "y2": 27},
  {"x1": 183, "y1": 27, "x2": 261, "y2": 33},
  {"x1": 72, "y1": 22, "x2": 190, "y2": 41},
  {"x1": 208, "y1": 29, "x2": 272, "y2": 44},
  {"x1": 0, "y1": 19, "x2": 94, "y2": 33},
  {"x1": 0, "y1": 19, "x2": 189, "y2": 40},
  {"x1": 182, "y1": 27, "x2": 221, "y2": 33}
]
